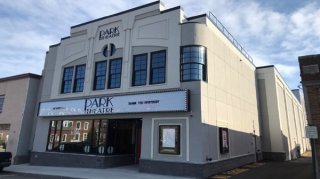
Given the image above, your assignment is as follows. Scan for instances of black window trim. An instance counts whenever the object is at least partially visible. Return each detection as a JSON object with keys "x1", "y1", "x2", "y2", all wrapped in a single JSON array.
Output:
[
  {"x1": 61, "y1": 66, "x2": 75, "y2": 94},
  {"x1": 108, "y1": 58, "x2": 122, "y2": 89},
  {"x1": 150, "y1": 50, "x2": 167, "y2": 85},
  {"x1": 73, "y1": 64, "x2": 86, "y2": 93},
  {"x1": 180, "y1": 45, "x2": 207, "y2": 82},
  {"x1": 132, "y1": 53, "x2": 148, "y2": 86},
  {"x1": 93, "y1": 60, "x2": 108, "y2": 91}
]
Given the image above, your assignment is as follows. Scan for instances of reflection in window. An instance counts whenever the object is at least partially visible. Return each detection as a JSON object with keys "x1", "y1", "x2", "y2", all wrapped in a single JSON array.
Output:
[
  {"x1": 73, "y1": 64, "x2": 86, "y2": 92},
  {"x1": 84, "y1": 122, "x2": 89, "y2": 130},
  {"x1": 47, "y1": 119, "x2": 138, "y2": 155},
  {"x1": 181, "y1": 46, "x2": 206, "y2": 81},
  {"x1": 150, "y1": 51, "x2": 166, "y2": 84},
  {"x1": 61, "y1": 67, "x2": 74, "y2": 93},
  {"x1": 62, "y1": 134, "x2": 67, "y2": 142},
  {"x1": 94, "y1": 61, "x2": 107, "y2": 90},
  {"x1": 132, "y1": 54, "x2": 147, "y2": 86},
  {"x1": 108, "y1": 58, "x2": 122, "y2": 89}
]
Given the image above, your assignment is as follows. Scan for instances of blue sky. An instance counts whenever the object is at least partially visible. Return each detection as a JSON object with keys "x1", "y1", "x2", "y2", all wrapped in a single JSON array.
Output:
[{"x1": 0, "y1": 0, "x2": 319, "y2": 89}]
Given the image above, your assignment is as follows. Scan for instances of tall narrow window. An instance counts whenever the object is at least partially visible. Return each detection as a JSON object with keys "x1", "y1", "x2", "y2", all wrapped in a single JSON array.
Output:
[
  {"x1": 94, "y1": 61, "x2": 107, "y2": 90},
  {"x1": 73, "y1": 64, "x2": 86, "y2": 92},
  {"x1": 181, "y1": 46, "x2": 207, "y2": 81},
  {"x1": 132, "y1": 54, "x2": 147, "y2": 86},
  {"x1": 150, "y1": 50, "x2": 166, "y2": 84},
  {"x1": 108, "y1": 58, "x2": 122, "y2": 89},
  {"x1": 61, "y1": 67, "x2": 74, "y2": 93},
  {"x1": 0, "y1": 95, "x2": 4, "y2": 113}
]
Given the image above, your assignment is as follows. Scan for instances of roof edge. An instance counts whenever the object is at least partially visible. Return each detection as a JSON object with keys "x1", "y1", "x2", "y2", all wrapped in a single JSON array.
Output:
[
  {"x1": 0, "y1": 73, "x2": 41, "y2": 82},
  {"x1": 71, "y1": 1, "x2": 161, "y2": 29},
  {"x1": 256, "y1": 65, "x2": 275, "y2": 69}
]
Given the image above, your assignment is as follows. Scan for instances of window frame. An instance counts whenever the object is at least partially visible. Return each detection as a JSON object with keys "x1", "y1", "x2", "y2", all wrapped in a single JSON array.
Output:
[
  {"x1": 150, "y1": 50, "x2": 166, "y2": 85},
  {"x1": 76, "y1": 121, "x2": 81, "y2": 129},
  {"x1": 108, "y1": 58, "x2": 122, "y2": 89},
  {"x1": 93, "y1": 60, "x2": 108, "y2": 90},
  {"x1": 61, "y1": 66, "x2": 74, "y2": 93},
  {"x1": 84, "y1": 122, "x2": 89, "y2": 130},
  {"x1": 62, "y1": 134, "x2": 67, "y2": 142},
  {"x1": 0, "y1": 95, "x2": 4, "y2": 113},
  {"x1": 73, "y1": 64, "x2": 86, "y2": 93},
  {"x1": 132, "y1": 53, "x2": 148, "y2": 86},
  {"x1": 180, "y1": 45, "x2": 207, "y2": 82},
  {"x1": 159, "y1": 125, "x2": 181, "y2": 155},
  {"x1": 219, "y1": 127, "x2": 230, "y2": 154}
]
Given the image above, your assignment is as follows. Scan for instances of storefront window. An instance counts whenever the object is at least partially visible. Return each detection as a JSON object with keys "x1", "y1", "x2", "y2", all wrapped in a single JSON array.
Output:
[
  {"x1": 159, "y1": 125, "x2": 180, "y2": 155},
  {"x1": 47, "y1": 119, "x2": 138, "y2": 155}
]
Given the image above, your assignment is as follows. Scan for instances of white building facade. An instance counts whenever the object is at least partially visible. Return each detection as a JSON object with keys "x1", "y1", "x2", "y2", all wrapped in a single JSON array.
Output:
[
  {"x1": 256, "y1": 66, "x2": 310, "y2": 161},
  {"x1": 31, "y1": 1, "x2": 264, "y2": 178}
]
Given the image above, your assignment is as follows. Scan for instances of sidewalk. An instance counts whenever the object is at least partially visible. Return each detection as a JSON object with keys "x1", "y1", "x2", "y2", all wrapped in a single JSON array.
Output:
[{"x1": 4, "y1": 164, "x2": 194, "y2": 179}]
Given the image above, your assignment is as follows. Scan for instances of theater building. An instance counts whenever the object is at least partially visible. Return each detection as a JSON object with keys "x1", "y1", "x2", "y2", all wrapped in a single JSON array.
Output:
[
  {"x1": 30, "y1": 1, "x2": 261, "y2": 178},
  {"x1": 256, "y1": 66, "x2": 310, "y2": 161}
]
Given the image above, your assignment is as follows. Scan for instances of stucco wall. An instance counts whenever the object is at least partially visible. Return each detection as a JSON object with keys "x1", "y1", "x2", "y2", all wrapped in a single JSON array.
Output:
[
  {"x1": 181, "y1": 19, "x2": 260, "y2": 163},
  {"x1": 257, "y1": 67, "x2": 309, "y2": 160}
]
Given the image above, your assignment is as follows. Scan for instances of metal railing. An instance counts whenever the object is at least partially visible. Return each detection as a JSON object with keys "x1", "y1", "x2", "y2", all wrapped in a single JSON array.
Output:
[{"x1": 208, "y1": 12, "x2": 253, "y2": 63}]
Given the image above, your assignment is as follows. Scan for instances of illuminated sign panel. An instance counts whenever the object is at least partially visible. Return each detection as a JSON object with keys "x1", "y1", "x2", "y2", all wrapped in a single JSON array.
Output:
[{"x1": 39, "y1": 90, "x2": 188, "y2": 117}]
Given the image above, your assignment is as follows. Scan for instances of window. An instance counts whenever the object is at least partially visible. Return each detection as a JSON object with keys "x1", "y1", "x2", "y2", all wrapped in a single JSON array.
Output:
[
  {"x1": 62, "y1": 134, "x2": 67, "y2": 142},
  {"x1": 84, "y1": 122, "x2": 89, "y2": 130},
  {"x1": 150, "y1": 51, "x2": 166, "y2": 84},
  {"x1": 61, "y1": 67, "x2": 74, "y2": 93},
  {"x1": 159, "y1": 125, "x2": 180, "y2": 155},
  {"x1": 46, "y1": 119, "x2": 138, "y2": 155},
  {"x1": 83, "y1": 133, "x2": 88, "y2": 141},
  {"x1": 76, "y1": 121, "x2": 81, "y2": 129},
  {"x1": 132, "y1": 54, "x2": 147, "y2": 86},
  {"x1": 108, "y1": 58, "x2": 122, "y2": 89},
  {"x1": 63, "y1": 121, "x2": 73, "y2": 128},
  {"x1": 50, "y1": 134, "x2": 54, "y2": 142},
  {"x1": 219, "y1": 128, "x2": 229, "y2": 154},
  {"x1": 74, "y1": 133, "x2": 80, "y2": 141},
  {"x1": 0, "y1": 95, "x2": 4, "y2": 113},
  {"x1": 73, "y1": 65, "x2": 86, "y2": 92},
  {"x1": 94, "y1": 61, "x2": 107, "y2": 90},
  {"x1": 181, "y1": 46, "x2": 206, "y2": 81}
]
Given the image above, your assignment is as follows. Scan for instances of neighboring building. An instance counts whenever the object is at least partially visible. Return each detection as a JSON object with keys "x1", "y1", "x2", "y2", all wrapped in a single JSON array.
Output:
[
  {"x1": 0, "y1": 73, "x2": 41, "y2": 164},
  {"x1": 256, "y1": 66, "x2": 309, "y2": 161},
  {"x1": 30, "y1": 1, "x2": 261, "y2": 178},
  {"x1": 298, "y1": 54, "x2": 320, "y2": 171}
]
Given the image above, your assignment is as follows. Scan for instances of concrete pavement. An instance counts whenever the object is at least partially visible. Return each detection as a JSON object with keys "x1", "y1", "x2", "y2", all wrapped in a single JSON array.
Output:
[{"x1": 4, "y1": 164, "x2": 195, "y2": 179}]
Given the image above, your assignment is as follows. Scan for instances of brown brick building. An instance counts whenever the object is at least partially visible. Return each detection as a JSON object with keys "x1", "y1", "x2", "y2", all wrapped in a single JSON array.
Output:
[{"x1": 299, "y1": 54, "x2": 320, "y2": 168}]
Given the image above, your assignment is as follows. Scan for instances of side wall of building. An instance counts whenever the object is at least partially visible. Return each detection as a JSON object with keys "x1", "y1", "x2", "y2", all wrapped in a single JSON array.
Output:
[
  {"x1": 15, "y1": 77, "x2": 40, "y2": 164},
  {"x1": 257, "y1": 67, "x2": 309, "y2": 161},
  {"x1": 180, "y1": 18, "x2": 260, "y2": 177},
  {"x1": 0, "y1": 78, "x2": 29, "y2": 163}
]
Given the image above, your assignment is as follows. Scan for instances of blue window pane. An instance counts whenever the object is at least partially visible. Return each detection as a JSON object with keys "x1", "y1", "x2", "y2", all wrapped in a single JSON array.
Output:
[
  {"x1": 108, "y1": 58, "x2": 122, "y2": 89},
  {"x1": 180, "y1": 46, "x2": 206, "y2": 81},
  {"x1": 132, "y1": 54, "x2": 147, "y2": 86},
  {"x1": 61, "y1": 67, "x2": 74, "y2": 93},
  {"x1": 73, "y1": 65, "x2": 86, "y2": 92},
  {"x1": 94, "y1": 61, "x2": 107, "y2": 90},
  {"x1": 150, "y1": 51, "x2": 166, "y2": 84}
]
